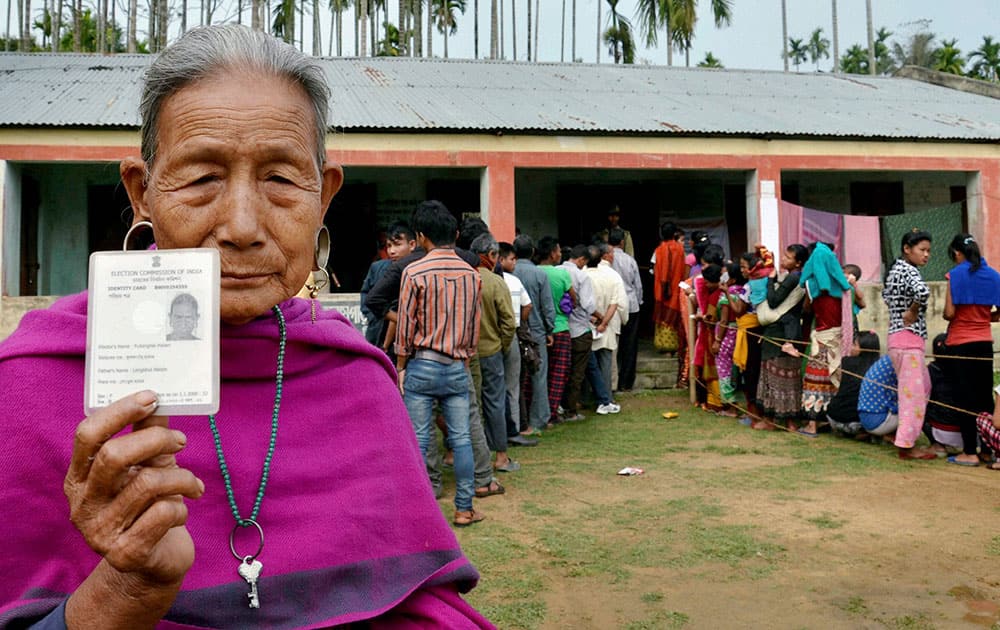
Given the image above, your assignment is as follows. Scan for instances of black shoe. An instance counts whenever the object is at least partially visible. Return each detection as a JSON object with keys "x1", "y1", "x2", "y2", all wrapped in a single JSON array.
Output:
[{"x1": 508, "y1": 435, "x2": 539, "y2": 447}]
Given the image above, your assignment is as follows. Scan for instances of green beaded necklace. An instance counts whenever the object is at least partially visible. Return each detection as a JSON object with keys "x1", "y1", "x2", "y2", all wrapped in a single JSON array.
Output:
[{"x1": 208, "y1": 304, "x2": 287, "y2": 528}]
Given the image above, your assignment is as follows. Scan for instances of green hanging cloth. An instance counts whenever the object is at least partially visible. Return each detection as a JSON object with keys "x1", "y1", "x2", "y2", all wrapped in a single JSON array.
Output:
[{"x1": 879, "y1": 203, "x2": 963, "y2": 281}]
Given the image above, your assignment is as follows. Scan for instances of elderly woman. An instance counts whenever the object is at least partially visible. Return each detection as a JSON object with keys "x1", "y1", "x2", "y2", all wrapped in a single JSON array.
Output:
[{"x1": 0, "y1": 26, "x2": 490, "y2": 629}]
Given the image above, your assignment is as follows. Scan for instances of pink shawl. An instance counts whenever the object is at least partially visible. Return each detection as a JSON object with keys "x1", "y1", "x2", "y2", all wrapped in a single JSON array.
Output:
[{"x1": 0, "y1": 293, "x2": 493, "y2": 628}]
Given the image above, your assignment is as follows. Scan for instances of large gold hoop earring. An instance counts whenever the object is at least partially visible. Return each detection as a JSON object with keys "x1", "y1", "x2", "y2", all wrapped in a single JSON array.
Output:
[
  {"x1": 305, "y1": 226, "x2": 331, "y2": 299},
  {"x1": 123, "y1": 221, "x2": 154, "y2": 251}
]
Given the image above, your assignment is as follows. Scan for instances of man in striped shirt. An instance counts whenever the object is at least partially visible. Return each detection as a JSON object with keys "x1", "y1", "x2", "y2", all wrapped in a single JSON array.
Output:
[{"x1": 396, "y1": 202, "x2": 484, "y2": 527}]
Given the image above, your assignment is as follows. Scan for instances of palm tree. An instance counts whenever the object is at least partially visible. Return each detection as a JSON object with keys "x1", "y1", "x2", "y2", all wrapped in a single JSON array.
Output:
[
  {"x1": 787, "y1": 37, "x2": 807, "y2": 72},
  {"x1": 499, "y1": 0, "x2": 503, "y2": 57},
  {"x1": 510, "y1": 0, "x2": 516, "y2": 59},
  {"x1": 594, "y1": 0, "x2": 599, "y2": 63},
  {"x1": 533, "y1": 0, "x2": 538, "y2": 60},
  {"x1": 525, "y1": 0, "x2": 531, "y2": 62},
  {"x1": 807, "y1": 27, "x2": 830, "y2": 71},
  {"x1": 432, "y1": 0, "x2": 465, "y2": 58},
  {"x1": 933, "y1": 39, "x2": 964, "y2": 75},
  {"x1": 697, "y1": 51, "x2": 722, "y2": 67},
  {"x1": 830, "y1": 0, "x2": 838, "y2": 72},
  {"x1": 873, "y1": 26, "x2": 892, "y2": 74},
  {"x1": 126, "y1": 0, "x2": 135, "y2": 50},
  {"x1": 890, "y1": 30, "x2": 936, "y2": 71},
  {"x1": 603, "y1": 0, "x2": 633, "y2": 64},
  {"x1": 669, "y1": 0, "x2": 732, "y2": 67},
  {"x1": 272, "y1": 0, "x2": 295, "y2": 44},
  {"x1": 634, "y1": 0, "x2": 667, "y2": 64},
  {"x1": 840, "y1": 28, "x2": 891, "y2": 75},
  {"x1": 51, "y1": 0, "x2": 60, "y2": 51},
  {"x1": 969, "y1": 36, "x2": 1000, "y2": 82},
  {"x1": 411, "y1": 0, "x2": 422, "y2": 56},
  {"x1": 425, "y1": 0, "x2": 431, "y2": 55},
  {"x1": 329, "y1": 0, "x2": 348, "y2": 55},
  {"x1": 570, "y1": 0, "x2": 575, "y2": 61},
  {"x1": 377, "y1": 19, "x2": 405, "y2": 54},
  {"x1": 359, "y1": 0, "x2": 368, "y2": 56},
  {"x1": 865, "y1": 0, "x2": 874, "y2": 75},
  {"x1": 489, "y1": 0, "x2": 497, "y2": 58},
  {"x1": 559, "y1": 0, "x2": 564, "y2": 61},
  {"x1": 780, "y1": 0, "x2": 788, "y2": 71},
  {"x1": 840, "y1": 43, "x2": 868, "y2": 74},
  {"x1": 21, "y1": 0, "x2": 32, "y2": 50}
]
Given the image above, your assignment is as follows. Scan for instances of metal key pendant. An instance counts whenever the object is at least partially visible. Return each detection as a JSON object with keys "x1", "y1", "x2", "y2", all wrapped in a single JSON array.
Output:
[{"x1": 238, "y1": 557, "x2": 262, "y2": 609}]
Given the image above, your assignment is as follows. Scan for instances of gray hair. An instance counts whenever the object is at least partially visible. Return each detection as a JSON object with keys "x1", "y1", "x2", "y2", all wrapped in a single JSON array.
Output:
[
  {"x1": 470, "y1": 233, "x2": 499, "y2": 256},
  {"x1": 140, "y1": 24, "x2": 330, "y2": 172}
]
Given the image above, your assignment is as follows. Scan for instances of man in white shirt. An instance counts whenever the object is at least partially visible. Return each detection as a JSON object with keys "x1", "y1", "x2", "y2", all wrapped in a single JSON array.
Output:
[
  {"x1": 585, "y1": 243, "x2": 629, "y2": 414},
  {"x1": 609, "y1": 228, "x2": 643, "y2": 391}
]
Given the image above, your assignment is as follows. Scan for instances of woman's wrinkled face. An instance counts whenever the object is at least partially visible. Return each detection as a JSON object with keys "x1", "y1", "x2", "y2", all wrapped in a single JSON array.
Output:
[
  {"x1": 122, "y1": 71, "x2": 343, "y2": 325},
  {"x1": 903, "y1": 240, "x2": 932, "y2": 267}
]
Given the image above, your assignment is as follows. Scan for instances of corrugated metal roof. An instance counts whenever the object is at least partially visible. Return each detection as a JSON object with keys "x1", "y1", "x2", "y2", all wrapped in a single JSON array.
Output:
[{"x1": 1, "y1": 53, "x2": 1000, "y2": 140}]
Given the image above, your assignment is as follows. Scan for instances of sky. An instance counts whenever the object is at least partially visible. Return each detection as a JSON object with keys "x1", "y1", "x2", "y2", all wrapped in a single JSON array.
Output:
[{"x1": 3, "y1": 0, "x2": 998, "y2": 72}]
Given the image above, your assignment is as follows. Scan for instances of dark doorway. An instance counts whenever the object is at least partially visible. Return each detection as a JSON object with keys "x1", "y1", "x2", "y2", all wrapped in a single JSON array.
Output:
[
  {"x1": 724, "y1": 184, "x2": 748, "y2": 257},
  {"x1": 326, "y1": 183, "x2": 377, "y2": 292},
  {"x1": 427, "y1": 178, "x2": 481, "y2": 219},
  {"x1": 850, "y1": 181, "x2": 904, "y2": 216},
  {"x1": 88, "y1": 183, "x2": 134, "y2": 253},
  {"x1": 19, "y1": 176, "x2": 40, "y2": 296},
  {"x1": 555, "y1": 183, "x2": 660, "y2": 261}
]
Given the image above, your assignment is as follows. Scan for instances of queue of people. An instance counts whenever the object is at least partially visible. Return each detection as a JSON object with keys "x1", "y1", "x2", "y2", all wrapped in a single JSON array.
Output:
[
  {"x1": 654, "y1": 223, "x2": 1000, "y2": 466},
  {"x1": 361, "y1": 209, "x2": 640, "y2": 526}
]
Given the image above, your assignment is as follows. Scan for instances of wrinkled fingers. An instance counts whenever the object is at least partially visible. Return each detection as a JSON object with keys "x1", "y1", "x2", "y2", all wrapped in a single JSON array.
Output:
[
  {"x1": 69, "y1": 391, "x2": 160, "y2": 484},
  {"x1": 84, "y1": 426, "x2": 188, "y2": 499},
  {"x1": 106, "y1": 467, "x2": 204, "y2": 535},
  {"x1": 102, "y1": 499, "x2": 190, "y2": 574}
]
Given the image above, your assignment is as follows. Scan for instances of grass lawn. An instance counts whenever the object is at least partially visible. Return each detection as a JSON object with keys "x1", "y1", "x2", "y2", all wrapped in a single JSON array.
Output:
[{"x1": 443, "y1": 390, "x2": 1000, "y2": 629}]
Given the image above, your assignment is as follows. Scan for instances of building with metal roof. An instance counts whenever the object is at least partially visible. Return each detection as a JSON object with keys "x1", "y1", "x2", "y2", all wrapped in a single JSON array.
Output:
[
  {"x1": 2, "y1": 54, "x2": 1000, "y2": 140},
  {"x1": 1, "y1": 53, "x2": 999, "y2": 336}
]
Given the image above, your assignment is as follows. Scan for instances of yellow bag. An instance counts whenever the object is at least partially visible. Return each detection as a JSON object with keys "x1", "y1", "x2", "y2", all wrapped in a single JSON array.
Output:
[{"x1": 654, "y1": 324, "x2": 679, "y2": 353}]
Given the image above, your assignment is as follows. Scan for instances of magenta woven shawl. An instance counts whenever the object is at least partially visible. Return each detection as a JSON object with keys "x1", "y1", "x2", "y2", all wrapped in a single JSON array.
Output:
[{"x1": 0, "y1": 293, "x2": 492, "y2": 629}]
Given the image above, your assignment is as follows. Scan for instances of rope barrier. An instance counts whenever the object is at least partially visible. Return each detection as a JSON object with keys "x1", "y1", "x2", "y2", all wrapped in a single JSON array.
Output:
[
  {"x1": 694, "y1": 328, "x2": 987, "y2": 423},
  {"x1": 715, "y1": 321, "x2": 999, "y2": 362}
]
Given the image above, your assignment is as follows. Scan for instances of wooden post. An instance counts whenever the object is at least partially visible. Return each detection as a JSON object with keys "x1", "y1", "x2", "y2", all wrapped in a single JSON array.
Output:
[{"x1": 687, "y1": 293, "x2": 697, "y2": 405}]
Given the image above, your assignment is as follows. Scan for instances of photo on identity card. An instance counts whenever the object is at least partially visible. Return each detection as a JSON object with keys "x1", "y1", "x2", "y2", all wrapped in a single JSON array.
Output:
[{"x1": 85, "y1": 248, "x2": 220, "y2": 415}]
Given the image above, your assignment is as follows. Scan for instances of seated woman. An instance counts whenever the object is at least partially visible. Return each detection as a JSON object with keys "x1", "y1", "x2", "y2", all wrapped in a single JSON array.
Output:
[
  {"x1": 826, "y1": 331, "x2": 880, "y2": 438},
  {"x1": 0, "y1": 25, "x2": 490, "y2": 629},
  {"x1": 857, "y1": 355, "x2": 905, "y2": 439},
  {"x1": 925, "y1": 334, "x2": 966, "y2": 457},
  {"x1": 976, "y1": 385, "x2": 1000, "y2": 471}
]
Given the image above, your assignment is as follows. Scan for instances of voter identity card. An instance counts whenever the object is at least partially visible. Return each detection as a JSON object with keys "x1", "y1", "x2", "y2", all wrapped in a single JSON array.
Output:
[{"x1": 85, "y1": 248, "x2": 220, "y2": 415}]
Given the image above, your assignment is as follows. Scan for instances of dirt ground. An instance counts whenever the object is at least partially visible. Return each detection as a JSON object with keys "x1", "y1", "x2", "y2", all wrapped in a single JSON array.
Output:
[{"x1": 460, "y1": 393, "x2": 1000, "y2": 630}]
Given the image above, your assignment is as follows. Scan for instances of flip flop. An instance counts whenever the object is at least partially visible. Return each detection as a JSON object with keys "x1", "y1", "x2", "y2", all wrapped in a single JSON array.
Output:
[
  {"x1": 475, "y1": 480, "x2": 506, "y2": 497},
  {"x1": 946, "y1": 455, "x2": 979, "y2": 467},
  {"x1": 796, "y1": 429, "x2": 819, "y2": 438}
]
